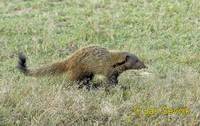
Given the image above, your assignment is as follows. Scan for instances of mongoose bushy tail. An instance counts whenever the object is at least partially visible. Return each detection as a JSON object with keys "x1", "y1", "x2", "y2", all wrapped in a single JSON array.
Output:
[{"x1": 17, "y1": 53, "x2": 68, "y2": 77}]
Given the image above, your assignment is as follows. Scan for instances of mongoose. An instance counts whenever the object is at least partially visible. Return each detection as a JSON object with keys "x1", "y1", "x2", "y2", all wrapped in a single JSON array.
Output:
[{"x1": 17, "y1": 45, "x2": 146, "y2": 88}]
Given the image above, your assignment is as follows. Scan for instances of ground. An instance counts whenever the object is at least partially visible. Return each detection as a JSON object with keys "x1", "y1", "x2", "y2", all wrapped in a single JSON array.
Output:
[{"x1": 0, "y1": 0, "x2": 200, "y2": 125}]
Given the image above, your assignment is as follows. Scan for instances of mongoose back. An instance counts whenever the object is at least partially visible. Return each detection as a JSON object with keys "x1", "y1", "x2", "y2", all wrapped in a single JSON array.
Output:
[{"x1": 17, "y1": 45, "x2": 146, "y2": 88}]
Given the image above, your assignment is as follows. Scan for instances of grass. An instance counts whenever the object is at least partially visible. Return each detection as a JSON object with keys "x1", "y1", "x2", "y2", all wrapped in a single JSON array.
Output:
[{"x1": 0, "y1": 0, "x2": 200, "y2": 125}]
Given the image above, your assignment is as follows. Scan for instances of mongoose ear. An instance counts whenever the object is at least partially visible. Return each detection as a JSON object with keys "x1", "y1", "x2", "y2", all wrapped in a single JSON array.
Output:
[
  {"x1": 125, "y1": 55, "x2": 130, "y2": 62},
  {"x1": 112, "y1": 53, "x2": 127, "y2": 68}
]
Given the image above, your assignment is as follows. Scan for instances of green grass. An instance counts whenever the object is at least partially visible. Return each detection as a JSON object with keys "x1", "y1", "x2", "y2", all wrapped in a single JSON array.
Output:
[{"x1": 0, "y1": 0, "x2": 200, "y2": 125}]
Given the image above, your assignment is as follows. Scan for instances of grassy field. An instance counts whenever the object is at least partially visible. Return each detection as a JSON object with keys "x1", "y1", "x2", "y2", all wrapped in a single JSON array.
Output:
[{"x1": 0, "y1": 0, "x2": 200, "y2": 125}]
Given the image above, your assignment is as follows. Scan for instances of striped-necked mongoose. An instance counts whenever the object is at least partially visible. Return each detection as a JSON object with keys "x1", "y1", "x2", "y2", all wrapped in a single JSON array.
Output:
[{"x1": 17, "y1": 45, "x2": 146, "y2": 88}]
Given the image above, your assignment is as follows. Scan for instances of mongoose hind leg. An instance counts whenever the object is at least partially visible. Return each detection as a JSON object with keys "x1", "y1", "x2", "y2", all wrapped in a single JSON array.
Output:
[{"x1": 78, "y1": 72, "x2": 94, "y2": 90}]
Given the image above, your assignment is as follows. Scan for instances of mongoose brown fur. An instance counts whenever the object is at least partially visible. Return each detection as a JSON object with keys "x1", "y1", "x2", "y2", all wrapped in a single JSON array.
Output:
[{"x1": 17, "y1": 45, "x2": 146, "y2": 88}]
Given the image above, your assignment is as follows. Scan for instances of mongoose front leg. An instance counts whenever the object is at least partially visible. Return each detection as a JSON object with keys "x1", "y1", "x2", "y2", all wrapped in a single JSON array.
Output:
[
  {"x1": 107, "y1": 71, "x2": 119, "y2": 86},
  {"x1": 106, "y1": 65, "x2": 127, "y2": 86},
  {"x1": 108, "y1": 75, "x2": 118, "y2": 85},
  {"x1": 78, "y1": 73, "x2": 94, "y2": 90}
]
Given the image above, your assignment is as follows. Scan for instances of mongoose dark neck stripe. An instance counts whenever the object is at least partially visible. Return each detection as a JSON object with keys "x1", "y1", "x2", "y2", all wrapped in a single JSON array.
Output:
[{"x1": 112, "y1": 60, "x2": 126, "y2": 68}]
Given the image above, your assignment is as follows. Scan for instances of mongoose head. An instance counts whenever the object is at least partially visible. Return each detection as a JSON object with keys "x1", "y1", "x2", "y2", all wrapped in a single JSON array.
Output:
[{"x1": 123, "y1": 52, "x2": 147, "y2": 70}]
